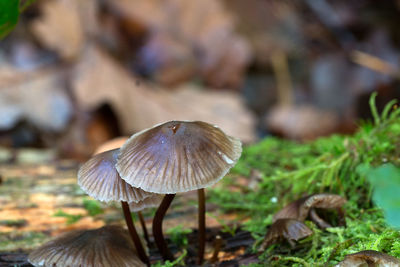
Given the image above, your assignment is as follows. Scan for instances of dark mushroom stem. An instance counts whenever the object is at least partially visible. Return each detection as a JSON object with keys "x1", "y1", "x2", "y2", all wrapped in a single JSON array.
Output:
[
  {"x1": 197, "y1": 188, "x2": 206, "y2": 265},
  {"x1": 121, "y1": 201, "x2": 150, "y2": 266},
  {"x1": 137, "y1": 211, "x2": 150, "y2": 244},
  {"x1": 153, "y1": 194, "x2": 175, "y2": 261},
  {"x1": 337, "y1": 207, "x2": 346, "y2": 227},
  {"x1": 210, "y1": 235, "x2": 223, "y2": 263}
]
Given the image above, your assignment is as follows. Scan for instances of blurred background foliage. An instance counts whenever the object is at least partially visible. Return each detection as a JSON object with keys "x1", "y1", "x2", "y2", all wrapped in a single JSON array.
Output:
[{"x1": 1, "y1": 0, "x2": 400, "y2": 159}]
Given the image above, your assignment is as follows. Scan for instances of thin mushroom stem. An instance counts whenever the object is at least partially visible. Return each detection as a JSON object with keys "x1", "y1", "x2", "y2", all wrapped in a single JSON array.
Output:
[
  {"x1": 197, "y1": 188, "x2": 206, "y2": 265},
  {"x1": 121, "y1": 201, "x2": 150, "y2": 266},
  {"x1": 337, "y1": 207, "x2": 346, "y2": 227},
  {"x1": 153, "y1": 194, "x2": 175, "y2": 261},
  {"x1": 137, "y1": 211, "x2": 150, "y2": 244},
  {"x1": 210, "y1": 235, "x2": 223, "y2": 263}
]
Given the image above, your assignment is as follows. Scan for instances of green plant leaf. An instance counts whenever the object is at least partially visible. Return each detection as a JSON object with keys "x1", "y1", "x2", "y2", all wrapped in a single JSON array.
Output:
[
  {"x1": 0, "y1": 0, "x2": 20, "y2": 39},
  {"x1": 366, "y1": 163, "x2": 400, "y2": 228}
]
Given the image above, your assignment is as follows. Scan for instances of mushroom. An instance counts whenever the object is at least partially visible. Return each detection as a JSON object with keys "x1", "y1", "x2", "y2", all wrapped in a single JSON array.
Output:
[
  {"x1": 260, "y1": 219, "x2": 313, "y2": 250},
  {"x1": 93, "y1": 137, "x2": 153, "y2": 244},
  {"x1": 28, "y1": 225, "x2": 143, "y2": 267},
  {"x1": 116, "y1": 120, "x2": 242, "y2": 264},
  {"x1": 78, "y1": 148, "x2": 159, "y2": 265},
  {"x1": 335, "y1": 250, "x2": 400, "y2": 267},
  {"x1": 273, "y1": 193, "x2": 347, "y2": 229}
]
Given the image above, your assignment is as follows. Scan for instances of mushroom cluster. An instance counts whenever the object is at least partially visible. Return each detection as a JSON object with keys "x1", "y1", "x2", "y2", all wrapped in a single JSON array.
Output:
[
  {"x1": 28, "y1": 120, "x2": 242, "y2": 266},
  {"x1": 116, "y1": 120, "x2": 241, "y2": 264}
]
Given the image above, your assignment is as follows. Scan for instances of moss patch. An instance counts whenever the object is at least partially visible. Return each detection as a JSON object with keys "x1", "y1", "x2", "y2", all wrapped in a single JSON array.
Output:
[{"x1": 208, "y1": 94, "x2": 400, "y2": 266}]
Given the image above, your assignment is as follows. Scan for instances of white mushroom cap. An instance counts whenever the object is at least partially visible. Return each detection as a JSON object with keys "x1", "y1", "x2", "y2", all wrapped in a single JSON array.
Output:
[
  {"x1": 28, "y1": 225, "x2": 142, "y2": 267},
  {"x1": 116, "y1": 120, "x2": 242, "y2": 194}
]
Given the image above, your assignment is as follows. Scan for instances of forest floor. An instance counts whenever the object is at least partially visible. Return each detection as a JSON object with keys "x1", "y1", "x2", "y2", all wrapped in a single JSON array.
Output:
[{"x1": 0, "y1": 148, "x2": 257, "y2": 266}]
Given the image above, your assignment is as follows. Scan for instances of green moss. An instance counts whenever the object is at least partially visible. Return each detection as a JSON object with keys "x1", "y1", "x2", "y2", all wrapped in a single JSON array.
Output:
[
  {"x1": 209, "y1": 94, "x2": 400, "y2": 266},
  {"x1": 53, "y1": 210, "x2": 83, "y2": 225},
  {"x1": 0, "y1": 231, "x2": 48, "y2": 251},
  {"x1": 0, "y1": 219, "x2": 27, "y2": 228},
  {"x1": 152, "y1": 250, "x2": 187, "y2": 267},
  {"x1": 83, "y1": 198, "x2": 104, "y2": 216},
  {"x1": 166, "y1": 225, "x2": 192, "y2": 247}
]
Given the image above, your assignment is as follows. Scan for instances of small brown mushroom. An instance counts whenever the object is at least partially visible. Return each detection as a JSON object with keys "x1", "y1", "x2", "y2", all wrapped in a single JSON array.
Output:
[
  {"x1": 335, "y1": 250, "x2": 400, "y2": 267},
  {"x1": 116, "y1": 120, "x2": 242, "y2": 264},
  {"x1": 260, "y1": 219, "x2": 313, "y2": 251},
  {"x1": 273, "y1": 194, "x2": 347, "y2": 229},
  {"x1": 28, "y1": 225, "x2": 143, "y2": 267},
  {"x1": 78, "y1": 148, "x2": 158, "y2": 265},
  {"x1": 94, "y1": 137, "x2": 154, "y2": 245},
  {"x1": 78, "y1": 149, "x2": 153, "y2": 203},
  {"x1": 273, "y1": 196, "x2": 309, "y2": 222}
]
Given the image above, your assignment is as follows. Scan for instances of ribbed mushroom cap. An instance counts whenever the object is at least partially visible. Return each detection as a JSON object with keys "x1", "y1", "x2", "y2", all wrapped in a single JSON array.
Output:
[
  {"x1": 116, "y1": 120, "x2": 242, "y2": 194},
  {"x1": 78, "y1": 148, "x2": 155, "y2": 203},
  {"x1": 303, "y1": 193, "x2": 347, "y2": 210},
  {"x1": 129, "y1": 194, "x2": 163, "y2": 212},
  {"x1": 260, "y1": 219, "x2": 313, "y2": 250},
  {"x1": 273, "y1": 194, "x2": 347, "y2": 222},
  {"x1": 28, "y1": 225, "x2": 142, "y2": 267},
  {"x1": 335, "y1": 250, "x2": 400, "y2": 267},
  {"x1": 94, "y1": 137, "x2": 128, "y2": 155}
]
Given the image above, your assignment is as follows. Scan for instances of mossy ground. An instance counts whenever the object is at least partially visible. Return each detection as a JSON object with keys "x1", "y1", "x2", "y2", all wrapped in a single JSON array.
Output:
[{"x1": 207, "y1": 95, "x2": 400, "y2": 266}]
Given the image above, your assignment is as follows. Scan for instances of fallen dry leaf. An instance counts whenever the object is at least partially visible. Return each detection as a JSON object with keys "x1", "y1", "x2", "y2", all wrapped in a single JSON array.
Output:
[
  {"x1": 104, "y1": 0, "x2": 251, "y2": 88},
  {"x1": 72, "y1": 46, "x2": 256, "y2": 142}
]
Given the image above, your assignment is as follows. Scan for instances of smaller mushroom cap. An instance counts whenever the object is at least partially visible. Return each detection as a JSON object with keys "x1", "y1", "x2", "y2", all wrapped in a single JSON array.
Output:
[
  {"x1": 28, "y1": 225, "x2": 142, "y2": 267},
  {"x1": 116, "y1": 120, "x2": 242, "y2": 194},
  {"x1": 78, "y1": 148, "x2": 155, "y2": 203},
  {"x1": 273, "y1": 196, "x2": 308, "y2": 222},
  {"x1": 335, "y1": 250, "x2": 400, "y2": 267},
  {"x1": 129, "y1": 194, "x2": 163, "y2": 212},
  {"x1": 260, "y1": 218, "x2": 313, "y2": 250},
  {"x1": 303, "y1": 194, "x2": 347, "y2": 210},
  {"x1": 273, "y1": 194, "x2": 347, "y2": 222},
  {"x1": 94, "y1": 137, "x2": 129, "y2": 155}
]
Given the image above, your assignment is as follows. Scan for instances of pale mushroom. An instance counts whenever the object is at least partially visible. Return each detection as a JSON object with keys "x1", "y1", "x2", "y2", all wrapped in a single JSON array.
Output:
[{"x1": 116, "y1": 120, "x2": 242, "y2": 264}]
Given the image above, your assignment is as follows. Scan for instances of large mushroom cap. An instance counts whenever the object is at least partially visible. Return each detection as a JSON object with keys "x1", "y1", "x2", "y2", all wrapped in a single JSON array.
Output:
[
  {"x1": 116, "y1": 120, "x2": 242, "y2": 194},
  {"x1": 28, "y1": 225, "x2": 142, "y2": 267},
  {"x1": 335, "y1": 250, "x2": 400, "y2": 267},
  {"x1": 78, "y1": 148, "x2": 155, "y2": 202}
]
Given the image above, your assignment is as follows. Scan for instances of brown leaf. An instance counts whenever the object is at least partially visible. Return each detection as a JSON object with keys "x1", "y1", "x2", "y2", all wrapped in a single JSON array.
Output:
[
  {"x1": 105, "y1": 0, "x2": 251, "y2": 88},
  {"x1": 30, "y1": 0, "x2": 97, "y2": 60},
  {"x1": 72, "y1": 46, "x2": 256, "y2": 143}
]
